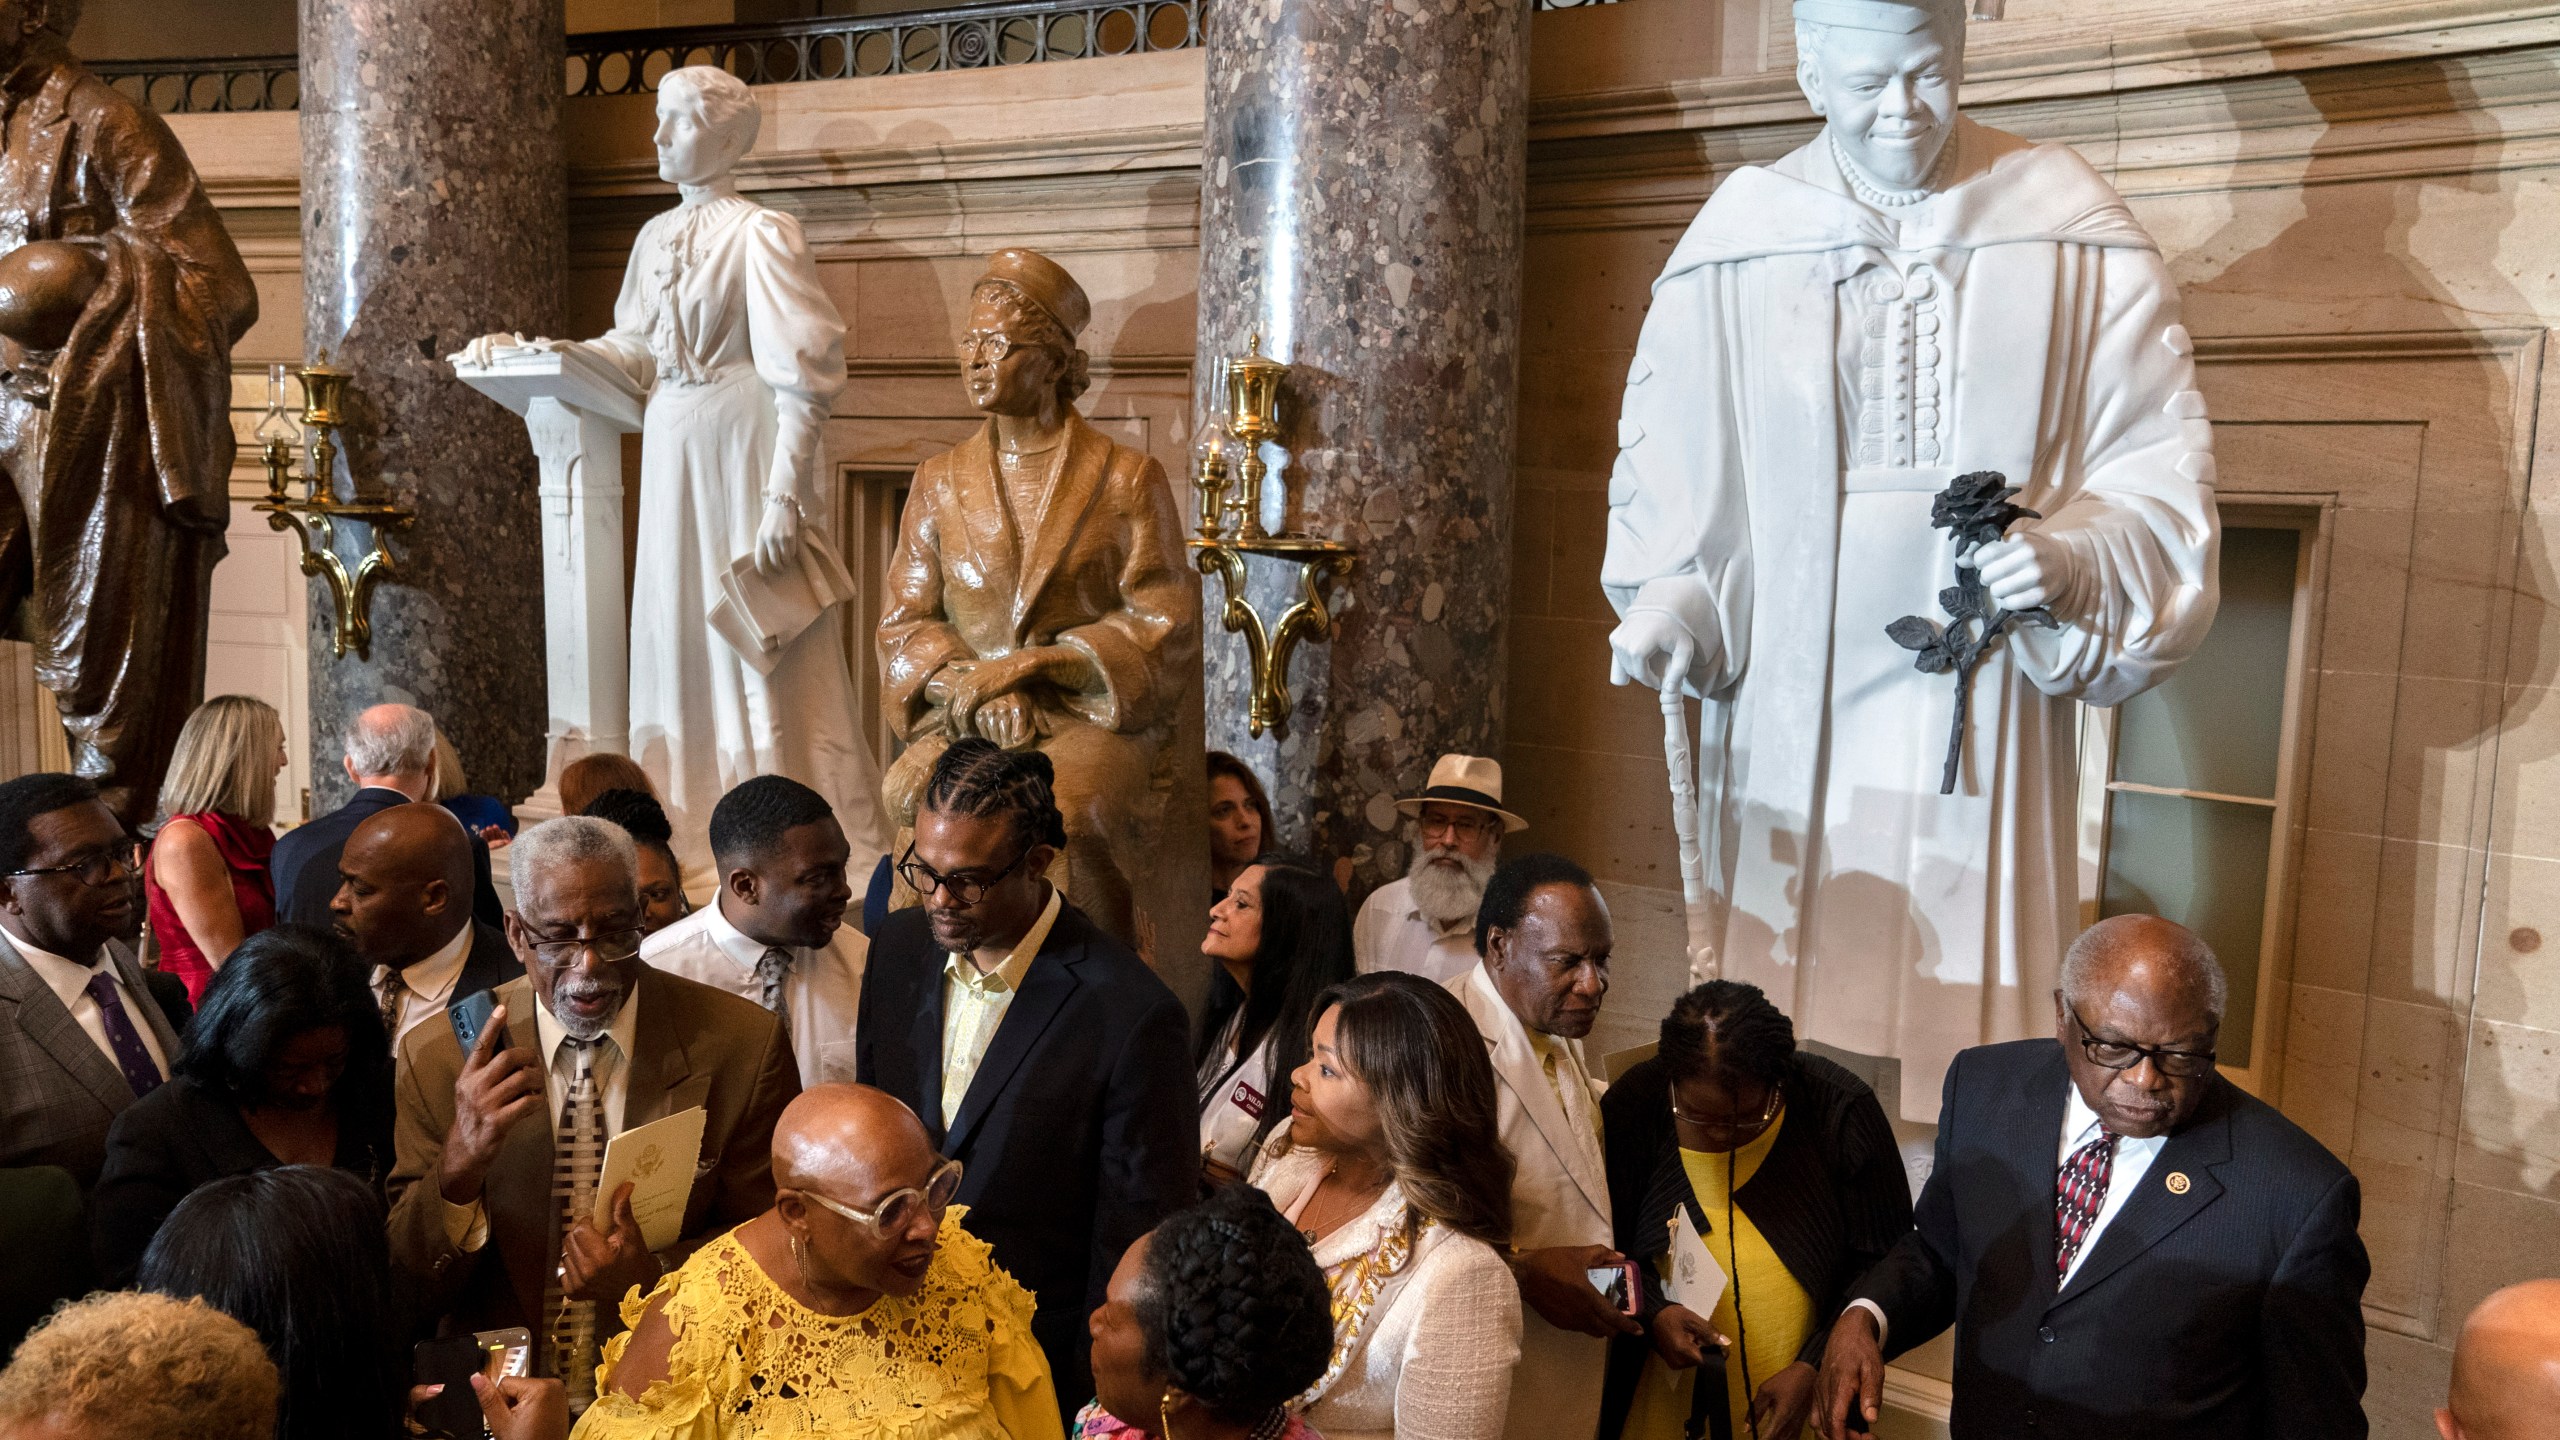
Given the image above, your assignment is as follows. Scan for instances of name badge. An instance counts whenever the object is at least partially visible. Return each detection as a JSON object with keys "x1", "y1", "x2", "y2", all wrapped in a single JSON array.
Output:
[{"x1": 1228, "y1": 1079, "x2": 1265, "y2": 1120}]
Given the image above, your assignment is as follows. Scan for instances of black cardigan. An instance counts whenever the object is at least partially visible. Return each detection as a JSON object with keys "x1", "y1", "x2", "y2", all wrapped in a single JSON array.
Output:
[
  {"x1": 1598, "y1": 1051, "x2": 1915, "y2": 1440},
  {"x1": 89, "y1": 1076, "x2": 394, "y2": 1287}
]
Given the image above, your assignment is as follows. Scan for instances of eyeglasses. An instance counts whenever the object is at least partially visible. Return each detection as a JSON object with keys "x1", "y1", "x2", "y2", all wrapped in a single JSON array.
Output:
[
  {"x1": 1669, "y1": 1083, "x2": 1783, "y2": 1142},
  {"x1": 956, "y1": 330, "x2": 1015, "y2": 364},
  {"x1": 521, "y1": 927, "x2": 646, "y2": 968},
  {"x1": 9, "y1": 840, "x2": 143, "y2": 888},
  {"x1": 897, "y1": 843, "x2": 1032, "y2": 910},
  {"x1": 2067, "y1": 1002, "x2": 2217, "y2": 1079},
  {"x1": 801, "y1": 1158, "x2": 964, "y2": 1240},
  {"x1": 1418, "y1": 810, "x2": 1499, "y2": 841}
]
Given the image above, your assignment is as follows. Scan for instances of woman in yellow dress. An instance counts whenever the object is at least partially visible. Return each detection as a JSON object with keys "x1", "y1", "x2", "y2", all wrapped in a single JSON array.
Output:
[
  {"x1": 575, "y1": 1086, "x2": 1062, "y2": 1440},
  {"x1": 1598, "y1": 983, "x2": 1915, "y2": 1440}
]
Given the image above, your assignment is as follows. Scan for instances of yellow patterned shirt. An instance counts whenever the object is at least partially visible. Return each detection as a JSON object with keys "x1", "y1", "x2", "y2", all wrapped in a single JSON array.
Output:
[{"x1": 575, "y1": 1209, "x2": 1062, "y2": 1440}]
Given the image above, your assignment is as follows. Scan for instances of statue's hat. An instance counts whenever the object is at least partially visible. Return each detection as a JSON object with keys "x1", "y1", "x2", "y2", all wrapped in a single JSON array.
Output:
[
  {"x1": 1793, "y1": 0, "x2": 1963, "y2": 32},
  {"x1": 979, "y1": 248, "x2": 1091, "y2": 340}
]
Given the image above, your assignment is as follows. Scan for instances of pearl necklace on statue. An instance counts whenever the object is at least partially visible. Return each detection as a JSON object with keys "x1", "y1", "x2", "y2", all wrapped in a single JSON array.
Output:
[{"x1": 1830, "y1": 131, "x2": 1953, "y2": 209}]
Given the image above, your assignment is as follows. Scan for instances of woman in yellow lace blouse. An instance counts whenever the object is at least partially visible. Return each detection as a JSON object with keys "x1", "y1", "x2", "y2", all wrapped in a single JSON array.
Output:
[{"x1": 574, "y1": 1086, "x2": 1063, "y2": 1440}]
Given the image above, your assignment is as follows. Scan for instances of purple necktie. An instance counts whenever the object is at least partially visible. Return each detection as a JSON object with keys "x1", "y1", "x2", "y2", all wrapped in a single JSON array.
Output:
[{"x1": 84, "y1": 969, "x2": 165, "y2": 1099}]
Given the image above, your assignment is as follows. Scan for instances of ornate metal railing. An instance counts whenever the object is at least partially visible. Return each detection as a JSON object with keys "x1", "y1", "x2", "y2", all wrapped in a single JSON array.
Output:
[
  {"x1": 96, "y1": 54, "x2": 297, "y2": 115},
  {"x1": 97, "y1": 0, "x2": 1615, "y2": 113},
  {"x1": 566, "y1": 0, "x2": 1199, "y2": 93}
]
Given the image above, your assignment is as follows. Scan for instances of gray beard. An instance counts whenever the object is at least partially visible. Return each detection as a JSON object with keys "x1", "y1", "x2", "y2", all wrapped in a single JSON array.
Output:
[{"x1": 1407, "y1": 845, "x2": 1493, "y2": 930}]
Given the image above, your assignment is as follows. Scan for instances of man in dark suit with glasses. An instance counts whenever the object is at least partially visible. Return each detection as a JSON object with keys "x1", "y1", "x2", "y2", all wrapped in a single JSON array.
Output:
[
  {"x1": 856, "y1": 737, "x2": 1196, "y2": 1418},
  {"x1": 1815, "y1": 914, "x2": 2370, "y2": 1440}
]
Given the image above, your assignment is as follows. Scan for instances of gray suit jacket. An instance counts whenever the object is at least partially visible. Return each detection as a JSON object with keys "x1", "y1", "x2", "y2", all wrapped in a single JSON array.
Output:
[{"x1": 0, "y1": 933, "x2": 183, "y2": 1189}]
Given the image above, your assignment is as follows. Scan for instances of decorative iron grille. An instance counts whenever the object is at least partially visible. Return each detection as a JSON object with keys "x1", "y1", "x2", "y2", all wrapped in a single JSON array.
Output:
[
  {"x1": 95, "y1": 55, "x2": 298, "y2": 114},
  {"x1": 94, "y1": 0, "x2": 1618, "y2": 113},
  {"x1": 564, "y1": 0, "x2": 1200, "y2": 95}
]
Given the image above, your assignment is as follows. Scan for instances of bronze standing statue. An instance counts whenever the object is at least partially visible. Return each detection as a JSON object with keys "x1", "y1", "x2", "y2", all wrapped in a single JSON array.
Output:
[
  {"x1": 879, "y1": 248, "x2": 1198, "y2": 953},
  {"x1": 0, "y1": 0, "x2": 256, "y2": 823}
]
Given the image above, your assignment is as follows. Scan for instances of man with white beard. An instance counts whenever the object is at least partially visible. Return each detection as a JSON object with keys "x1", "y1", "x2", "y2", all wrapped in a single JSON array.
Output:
[{"x1": 1352, "y1": 755, "x2": 1524, "y2": 984}]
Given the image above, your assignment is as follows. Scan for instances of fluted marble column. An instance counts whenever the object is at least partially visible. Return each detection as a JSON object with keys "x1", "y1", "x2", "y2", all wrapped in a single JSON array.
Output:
[
  {"x1": 300, "y1": 0, "x2": 564, "y2": 809},
  {"x1": 1195, "y1": 0, "x2": 1528, "y2": 894}
]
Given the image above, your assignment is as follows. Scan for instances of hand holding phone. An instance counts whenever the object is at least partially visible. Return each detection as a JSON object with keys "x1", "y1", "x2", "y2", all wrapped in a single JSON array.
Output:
[
  {"x1": 1586, "y1": 1261, "x2": 1642, "y2": 1316},
  {"x1": 437, "y1": 1003, "x2": 542, "y2": 1205}
]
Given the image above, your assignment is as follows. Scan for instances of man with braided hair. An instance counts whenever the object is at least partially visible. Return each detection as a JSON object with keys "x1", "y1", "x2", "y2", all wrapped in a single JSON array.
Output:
[{"x1": 859, "y1": 737, "x2": 1199, "y2": 1418}]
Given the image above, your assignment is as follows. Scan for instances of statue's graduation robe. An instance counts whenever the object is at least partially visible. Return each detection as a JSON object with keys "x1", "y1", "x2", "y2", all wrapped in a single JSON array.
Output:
[{"x1": 1603, "y1": 118, "x2": 2221, "y2": 1116}]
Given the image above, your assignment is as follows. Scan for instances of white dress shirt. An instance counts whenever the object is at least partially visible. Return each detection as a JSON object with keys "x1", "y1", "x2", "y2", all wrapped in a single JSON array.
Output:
[
  {"x1": 940, "y1": 888, "x2": 1062, "y2": 1128},
  {"x1": 443, "y1": 991, "x2": 642, "y2": 1250},
  {"x1": 4, "y1": 923, "x2": 170, "y2": 1080},
  {"x1": 374, "y1": 923, "x2": 473, "y2": 1051},
  {"x1": 1850, "y1": 1079, "x2": 2169, "y2": 1345},
  {"x1": 640, "y1": 897, "x2": 865, "y2": 1089},
  {"x1": 1352, "y1": 876, "x2": 1479, "y2": 985}
]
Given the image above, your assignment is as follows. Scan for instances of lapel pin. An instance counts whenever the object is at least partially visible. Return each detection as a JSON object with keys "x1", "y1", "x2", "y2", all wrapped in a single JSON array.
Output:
[{"x1": 2165, "y1": 1171, "x2": 2191, "y2": 1195}]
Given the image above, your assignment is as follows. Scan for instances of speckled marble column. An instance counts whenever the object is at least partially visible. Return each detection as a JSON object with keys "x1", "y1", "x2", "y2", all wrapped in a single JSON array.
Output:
[
  {"x1": 1195, "y1": 0, "x2": 1527, "y2": 895},
  {"x1": 300, "y1": 0, "x2": 563, "y2": 809}
]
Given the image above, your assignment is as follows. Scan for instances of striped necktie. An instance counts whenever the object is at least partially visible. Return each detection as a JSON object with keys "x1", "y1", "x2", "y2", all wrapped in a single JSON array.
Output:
[
  {"x1": 2054, "y1": 1125, "x2": 2119, "y2": 1283},
  {"x1": 544, "y1": 1037, "x2": 607, "y2": 1409},
  {"x1": 754, "y1": 946, "x2": 793, "y2": 1031}
]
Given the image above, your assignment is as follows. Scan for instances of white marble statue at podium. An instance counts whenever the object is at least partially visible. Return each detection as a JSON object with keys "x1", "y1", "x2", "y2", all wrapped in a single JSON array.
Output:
[
  {"x1": 456, "y1": 64, "x2": 887, "y2": 884},
  {"x1": 1601, "y1": 0, "x2": 2222, "y2": 1118}
]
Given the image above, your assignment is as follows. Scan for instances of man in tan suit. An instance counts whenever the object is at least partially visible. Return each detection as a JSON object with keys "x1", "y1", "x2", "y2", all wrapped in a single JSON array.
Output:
[
  {"x1": 1450, "y1": 851, "x2": 1638, "y2": 1440},
  {"x1": 386, "y1": 817, "x2": 799, "y2": 1406}
]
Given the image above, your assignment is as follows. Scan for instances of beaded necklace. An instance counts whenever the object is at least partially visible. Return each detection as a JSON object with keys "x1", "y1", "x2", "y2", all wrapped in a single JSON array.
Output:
[{"x1": 1829, "y1": 130, "x2": 1953, "y2": 210}]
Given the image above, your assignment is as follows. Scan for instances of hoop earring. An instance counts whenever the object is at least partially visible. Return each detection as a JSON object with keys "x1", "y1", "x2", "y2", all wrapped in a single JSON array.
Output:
[{"x1": 1159, "y1": 1391, "x2": 1181, "y2": 1440}]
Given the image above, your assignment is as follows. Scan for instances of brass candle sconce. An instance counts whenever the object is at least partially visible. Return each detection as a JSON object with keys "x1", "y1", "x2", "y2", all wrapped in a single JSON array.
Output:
[
  {"x1": 252, "y1": 361, "x2": 415, "y2": 660},
  {"x1": 1189, "y1": 333, "x2": 1355, "y2": 739}
]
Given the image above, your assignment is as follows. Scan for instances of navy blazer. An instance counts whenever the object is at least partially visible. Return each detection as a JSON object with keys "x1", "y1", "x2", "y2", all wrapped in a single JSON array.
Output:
[
  {"x1": 1851, "y1": 1038, "x2": 2368, "y2": 1440},
  {"x1": 272, "y1": 787, "x2": 503, "y2": 933},
  {"x1": 855, "y1": 898, "x2": 1198, "y2": 1413}
]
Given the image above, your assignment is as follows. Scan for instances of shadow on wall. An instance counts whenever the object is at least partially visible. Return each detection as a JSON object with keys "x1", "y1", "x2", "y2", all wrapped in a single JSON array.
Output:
[{"x1": 2178, "y1": 36, "x2": 2550, "y2": 1430}]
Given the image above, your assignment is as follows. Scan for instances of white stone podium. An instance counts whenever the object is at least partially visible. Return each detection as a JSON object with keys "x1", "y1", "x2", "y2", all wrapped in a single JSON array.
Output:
[{"x1": 451, "y1": 345, "x2": 646, "y2": 826}]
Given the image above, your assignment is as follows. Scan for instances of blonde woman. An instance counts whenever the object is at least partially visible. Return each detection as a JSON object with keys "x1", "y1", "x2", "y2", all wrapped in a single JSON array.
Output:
[{"x1": 145, "y1": 695, "x2": 287, "y2": 1004}]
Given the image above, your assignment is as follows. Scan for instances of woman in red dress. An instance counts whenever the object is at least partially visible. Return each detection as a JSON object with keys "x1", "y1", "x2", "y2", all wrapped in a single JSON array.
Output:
[{"x1": 145, "y1": 695, "x2": 287, "y2": 1004}]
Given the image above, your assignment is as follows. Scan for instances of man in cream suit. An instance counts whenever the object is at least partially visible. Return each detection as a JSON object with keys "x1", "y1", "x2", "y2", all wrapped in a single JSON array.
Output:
[{"x1": 1449, "y1": 851, "x2": 1637, "y2": 1440}]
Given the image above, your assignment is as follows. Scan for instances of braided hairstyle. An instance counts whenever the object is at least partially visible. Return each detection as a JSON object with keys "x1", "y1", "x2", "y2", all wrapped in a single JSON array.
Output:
[
  {"x1": 920, "y1": 737, "x2": 1069, "y2": 851},
  {"x1": 1132, "y1": 1187, "x2": 1334, "y2": 1427},
  {"x1": 1658, "y1": 979, "x2": 1798, "y2": 1090}
]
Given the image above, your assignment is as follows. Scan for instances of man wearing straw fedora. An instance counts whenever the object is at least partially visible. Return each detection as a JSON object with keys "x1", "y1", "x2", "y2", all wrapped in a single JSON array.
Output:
[{"x1": 1351, "y1": 755, "x2": 1527, "y2": 985}]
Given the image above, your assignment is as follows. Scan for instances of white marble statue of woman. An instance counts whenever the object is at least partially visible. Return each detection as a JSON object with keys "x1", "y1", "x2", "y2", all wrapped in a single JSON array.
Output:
[
  {"x1": 1602, "y1": 0, "x2": 2221, "y2": 1119},
  {"x1": 466, "y1": 66, "x2": 886, "y2": 882}
]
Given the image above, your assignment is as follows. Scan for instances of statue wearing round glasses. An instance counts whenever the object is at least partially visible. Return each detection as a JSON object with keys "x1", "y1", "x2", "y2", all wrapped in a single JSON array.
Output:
[{"x1": 875, "y1": 248, "x2": 1200, "y2": 955}]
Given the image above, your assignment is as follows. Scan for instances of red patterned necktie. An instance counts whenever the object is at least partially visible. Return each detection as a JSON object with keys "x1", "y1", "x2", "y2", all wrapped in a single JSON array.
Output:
[{"x1": 2054, "y1": 1126, "x2": 2119, "y2": 1282}]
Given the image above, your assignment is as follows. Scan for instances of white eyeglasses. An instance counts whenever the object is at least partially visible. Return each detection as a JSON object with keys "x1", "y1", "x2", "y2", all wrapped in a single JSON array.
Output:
[{"x1": 800, "y1": 1159, "x2": 964, "y2": 1240}]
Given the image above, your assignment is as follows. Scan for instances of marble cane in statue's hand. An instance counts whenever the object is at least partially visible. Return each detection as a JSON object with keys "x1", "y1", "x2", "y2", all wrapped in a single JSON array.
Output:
[{"x1": 1607, "y1": 608, "x2": 1703, "y2": 693}]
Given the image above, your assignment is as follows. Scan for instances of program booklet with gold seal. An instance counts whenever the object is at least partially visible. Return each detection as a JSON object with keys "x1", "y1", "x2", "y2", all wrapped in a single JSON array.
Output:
[{"x1": 595, "y1": 1106, "x2": 709, "y2": 1251}]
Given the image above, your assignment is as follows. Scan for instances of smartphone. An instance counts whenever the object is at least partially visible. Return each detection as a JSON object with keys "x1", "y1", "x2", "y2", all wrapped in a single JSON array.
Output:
[
  {"x1": 448, "y1": 989, "x2": 498, "y2": 1056},
  {"x1": 411, "y1": 1328, "x2": 532, "y2": 1439},
  {"x1": 1586, "y1": 1261, "x2": 1641, "y2": 1316}
]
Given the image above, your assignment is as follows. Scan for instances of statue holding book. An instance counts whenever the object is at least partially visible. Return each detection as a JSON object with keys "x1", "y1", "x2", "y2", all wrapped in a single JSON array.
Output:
[
  {"x1": 458, "y1": 66, "x2": 885, "y2": 880},
  {"x1": 876, "y1": 247, "x2": 1200, "y2": 954}
]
